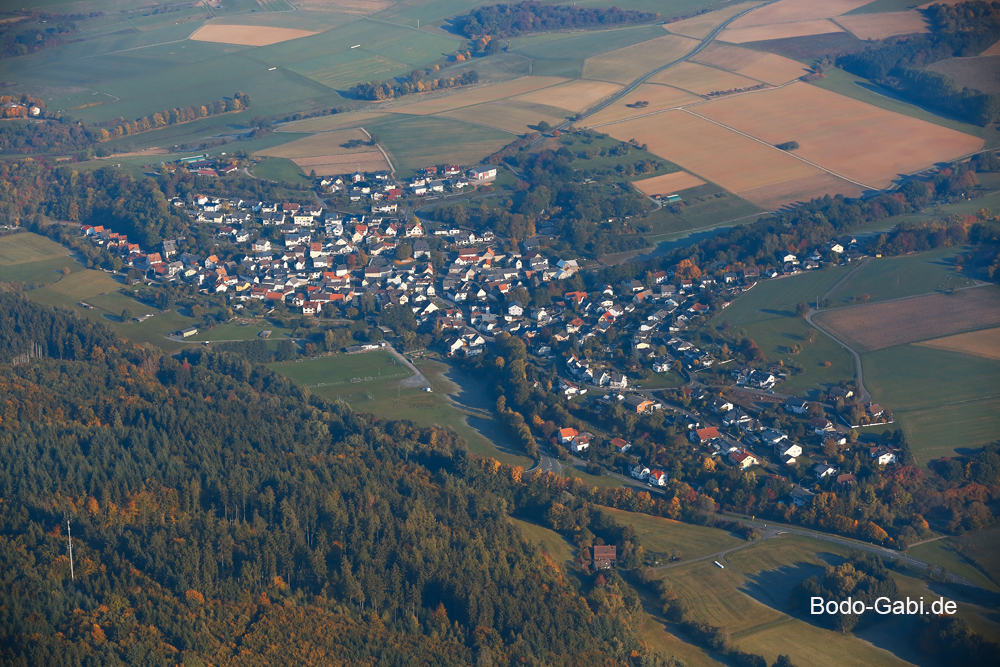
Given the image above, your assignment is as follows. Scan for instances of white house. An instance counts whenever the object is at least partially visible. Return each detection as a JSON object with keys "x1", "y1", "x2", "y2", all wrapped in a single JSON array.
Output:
[
  {"x1": 870, "y1": 446, "x2": 897, "y2": 466},
  {"x1": 647, "y1": 469, "x2": 668, "y2": 486},
  {"x1": 630, "y1": 464, "x2": 650, "y2": 481},
  {"x1": 813, "y1": 463, "x2": 837, "y2": 480},
  {"x1": 468, "y1": 165, "x2": 498, "y2": 181}
]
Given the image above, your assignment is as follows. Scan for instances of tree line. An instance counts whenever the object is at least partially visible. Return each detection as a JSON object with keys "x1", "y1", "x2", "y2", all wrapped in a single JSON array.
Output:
[
  {"x1": 455, "y1": 1, "x2": 660, "y2": 38},
  {"x1": 350, "y1": 70, "x2": 479, "y2": 101}
]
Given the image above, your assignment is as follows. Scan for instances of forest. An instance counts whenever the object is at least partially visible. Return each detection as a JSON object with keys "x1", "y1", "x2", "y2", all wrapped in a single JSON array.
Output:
[
  {"x1": 836, "y1": 1, "x2": 1000, "y2": 125},
  {"x1": 454, "y1": 2, "x2": 660, "y2": 38},
  {"x1": 0, "y1": 14, "x2": 78, "y2": 58},
  {"x1": 0, "y1": 291, "x2": 690, "y2": 667},
  {"x1": 0, "y1": 119, "x2": 99, "y2": 155}
]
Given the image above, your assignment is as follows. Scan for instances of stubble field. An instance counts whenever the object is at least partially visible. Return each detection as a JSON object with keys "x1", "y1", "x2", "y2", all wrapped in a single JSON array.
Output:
[
  {"x1": 915, "y1": 326, "x2": 1000, "y2": 361},
  {"x1": 833, "y1": 11, "x2": 930, "y2": 39},
  {"x1": 649, "y1": 61, "x2": 764, "y2": 94},
  {"x1": 727, "y1": 0, "x2": 873, "y2": 28},
  {"x1": 632, "y1": 171, "x2": 707, "y2": 195},
  {"x1": 584, "y1": 83, "x2": 701, "y2": 125},
  {"x1": 690, "y1": 42, "x2": 808, "y2": 84},
  {"x1": 665, "y1": 2, "x2": 765, "y2": 39},
  {"x1": 189, "y1": 23, "x2": 319, "y2": 46},
  {"x1": 720, "y1": 19, "x2": 844, "y2": 44},
  {"x1": 815, "y1": 287, "x2": 1000, "y2": 352},
  {"x1": 257, "y1": 129, "x2": 391, "y2": 174},
  {"x1": 389, "y1": 77, "x2": 568, "y2": 115},
  {"x1": 582, "y1": 34, "x2": 699, "y2": 84}
]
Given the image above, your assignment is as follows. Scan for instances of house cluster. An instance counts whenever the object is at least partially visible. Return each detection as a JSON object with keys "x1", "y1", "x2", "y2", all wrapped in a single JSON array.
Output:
[
  {"x1": 170, "y1": 154, "x2": 242, "y2": 178},
  {"x1": 776, "y1": 234, "x2": 866, "y2": 273},
  {"x1": 323, "y1": 164, "x2": 497, "y2": 209}
]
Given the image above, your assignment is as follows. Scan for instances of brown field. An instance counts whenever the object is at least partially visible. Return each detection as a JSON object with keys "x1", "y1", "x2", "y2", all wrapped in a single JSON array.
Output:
[
  {"x1": 602, "y1": 110, "x2": 822, "y2": 194},
  {"x1": 690, "y1": 42, "x2": 808, "y2": 85},
  {"x1": 720, "y1": 19, "x2": 844, "y2": 44},
  {"x1": 390, "y1": 77, "x2": 567, "y2": 115},
  {"x1": 915, "y1": 326, "x2": 1000, "y2": 361},
  {"x1": 513, "y1": 79, "x2": 623, "y2": 113},
  {"x1": 258, "y1": 129, "x2": 373, "y2": 158},
  {"x1": 728, "y1": 0, "x2": 872, "y2": 28},
  {"x1": 834, "y1": 11, "x2": 930, "y2": 40},
  {"x1": 291, "y1": 152, "x2": 389, "y2": 176},
  {"x1": 440, "y1": 99, "x2": 568, "y2": 134},
  {"x1": 983, "y1": 40, "x2": 1000, "y2": 56},
  {"x1": 583, "y1": 83, "x2": 701, "y2": 126},
  {"x1": 926, "y1": 56, "x2": 1000, "y2": 94},
  {"x1": 582, "y1": 34, "x2": 700, "y2": 84},
  {"x1": 294, "y1": 0, "x2": 394, "y2": 14},
  {"x1": 650, "y1": 62, "x2": 764, "y2": 95},
  {"x1": 278, "y1": 112, "x2": 398, "y2": 133},
  {"x1": 632, "y1": 171, "x2": 707, "y2": 195},
  {"x1": 816, "y1": 288, "x2": 1000, "y2": 352},
  {"x1": 189, "y1": 23, "x2": 318, "y2": 46},
  {"x1": 665, "y1": 2, "x2": 764, "y2": 39},
  {"x1": 738, "y1": 173, "x2": 863, "y2": 209},
  {"x1": 695, "y1": 82, "x2": 985, "y2": 188}
]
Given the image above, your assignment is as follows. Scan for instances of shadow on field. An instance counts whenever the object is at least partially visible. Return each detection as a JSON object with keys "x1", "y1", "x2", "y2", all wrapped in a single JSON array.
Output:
[{"x1": 738, "y1": 558, "x2": 840, "y2": 617}]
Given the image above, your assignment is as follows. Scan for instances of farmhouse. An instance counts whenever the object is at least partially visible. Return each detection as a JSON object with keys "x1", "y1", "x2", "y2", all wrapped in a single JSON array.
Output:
[{"x1": 593, "y1": 545, "x2": 617, "y2": 569}]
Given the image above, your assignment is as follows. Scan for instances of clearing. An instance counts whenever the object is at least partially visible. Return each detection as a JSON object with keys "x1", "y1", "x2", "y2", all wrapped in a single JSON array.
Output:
[
  {"x1": 189, "y1": 23, "x2": 319, "y2": 46},
  {"x1": 695, "y1": 82, "x2": 985, "y2": 189},
  {"x1": 720, "y1": 19, "x2": 844, "y2": 44},
  {"x1": 649, "y1": 61, "x2": 764, "y2": 95},
  {"x1": 583, "y1": 84, "x2": 701, "y2": 126},
  {"x1": 582, "y1": 34, "x2": 700, "y2": 84},
  {"x1": 632, "y1": 171, "x2": 707, "y2": 196},
  {"x1": 915, "y1": 326, "x2": 1000, "y2": 361},
  {"x1": 833, "y1": 10, "x2": 930, "y2": 39},
  {"x1": 815, "y1": 286, "x2": 1000, "y2": 352},
  {"x1": 691, "y1": 42, "x2": 808, "y2": 84}
]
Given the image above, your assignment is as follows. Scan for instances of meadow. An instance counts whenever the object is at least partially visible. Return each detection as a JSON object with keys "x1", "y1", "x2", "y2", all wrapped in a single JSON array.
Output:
[
  {"x1": 268, "y1": 349, "x2": 410, "y2": 388},
  {"x1": 950, "y1": 526, "x2": 1000, "y2": 590},
  {"x1": 510, "y1": 518, "x2": 575, "y2": 566},
  {"x1": 905, "y1": 540, "x2": 998, "y2": 591},
  {"x1": 598, "y1": 507, "x2": 744, "y2": 560},
  {"x1": 826, "y1": 247, "x2": 976, "y2": 306},
  {"x1": 0, "y1": 233, "x2": 70, "y2": 265},
  {"x1": 374, "y1": 116, "x2": 511, "y2": 175}
]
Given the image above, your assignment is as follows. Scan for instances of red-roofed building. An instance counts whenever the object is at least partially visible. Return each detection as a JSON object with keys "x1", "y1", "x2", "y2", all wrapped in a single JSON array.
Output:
[
  {"x1": 689, "y1": 426, "x2": 720, "y2": 443},
  {"x1": 557, "y1": 427, "x2": 579, "y2": 444}
]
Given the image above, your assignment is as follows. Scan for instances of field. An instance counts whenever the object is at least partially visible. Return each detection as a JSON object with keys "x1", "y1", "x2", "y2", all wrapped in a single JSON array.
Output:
[
  {"x1": 602, "y1": 109, "x2": 854, "y2": 209},
  {"x1": 815, "y1": 286, "x2": 1000, "y2": 352},
  {"x1": 441, "y1": 99, "x2": 569, "y2": 134},
  {"x1": 0, "y1": 233, "x2": 69, "y2": 265},
  {"x1": 375, "y1": 116, "x2": 511, "y2": 174},
  {"x1": 510, "y1": 518, "x2": 575, "y2": 566},
  {"x1": 906, "y1": 540, "x2": 998, "y2": 590},
  {"x1": 632, "y1": 171, "x2": 707, "y2": 196},
  {"x1": 189, "y1": 23, "x2": 319, "y2": 46},
  {"x1": 833, "y1": 10, "x2": 930, "y2": 39},
  {"x1": 665, "y1": 2, "x2": 765, "y2": 39},
  {"x1": 950, "y1": 526, "x2": 1000, "y2": 589},
  {"x1": 269, "y1": 350, "x2": 411, "y2": 388},
  {"x1": 278, "y1": 112, "x2": 401, "y2": 133},
  {"x1": 583, "y1": 84, "x2": 701, "y2": 126},
  {"x1": 728, "y1": 0, "x2": 873, "y2": 27},
  {"x1": 252, "y1": 157, "x2": 311, "y2": 183},
  {"x1": 598, "y1": 507, "x2": 743, "y2": 559},
  {"x1": 741, "y1": 31, "x2": 870, "y2": 61},
  {"x1": 256, "y1": 128, "x2": 391, "y2": 175},
  {"x1": 694, "y1": 82, "x2": 985, "y2": 189},
  {"x1": 391, "y1": 77, "x2": 568, "y2": 115},
  {"x1": 513, "y1": 79, "x2": 623, "y2": 112},
  {"x1": 582, "y1": 34, "x2": 700, "y2": 84},
  {"x1": 720, "y1": 19, "x2": 844, "y2": 44},
  {"x1": 691, "y1": 42, "x2": 808, "y2": 85},
  {"x1": 649, "y1": 61, "x2": 764, "y2": 95},
  {"x1": 827, "y1": 247, "x2": 976, "y2": 305},
  {"x1": 926, "y1": 55, "x2": 1000, "y2": 95},
  {"x1": 916, "y1": 326, "x2": 1000, "y2": 361},
  {"x1": 984, "y1": 39, "x2": 1000, "y2": 57},
  {"x1": 862, "y1": 343, "x2": 1000, "y2": 460}
]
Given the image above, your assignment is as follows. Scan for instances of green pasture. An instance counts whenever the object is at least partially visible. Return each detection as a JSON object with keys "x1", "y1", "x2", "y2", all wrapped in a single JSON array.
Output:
[
  {"x1": 253, "y1": 157, "x2": 309, "y2": 183},
  {"x1": 711, "y1": 267, "x2": 852, "y2": 327},
  {"x1": 906, "y1": 540, "x2": 998, "y2": 591},
  {"x1": 208, "y1": 10, "x2": 359, "y2": 31},
  {"x1": 810, "y1": 69, "x2": 1000, "y2": 149},
  {"x1": 561, "y1": 466, "x2": 624, "y2": 490},
  {"x1": 187, "y1": 321, "x2": 292, "y2": 342},
  {"x1": 0, "y1": 256, "x2": 77, "y2": 286},
  {"x1": 0, "y1": 233, "x2": 69, "y2": 265},
  {"x1": 636, "y1": 613, "x2": 723, "y2": 667},
  {"x1": 849, "y1": 190, "x2": 1000, "y2": 236},
  {"x1": 640, "y1": 188, "x2": 763, "y2": 237},
  {"x1": 862, "y1": 344, "x2": 1000, "y2": 462},
  {"x1": 269, "y1": 350, "x2": 407, "y2": 386},
  {"x1": 510, "y1": 24, "x2": 667, "y2": 78},
  {"x1": 950, "y1": 526, "x2": 1000, "y2": 590},
  {"x1": 598, "y1": 507, "x2": 743, "y2": 559},
  {"x1": 511, "y1": 518, "x2": 575, "y2": 566},
  {"x1": 376, "y1": 116, "x2": 512, "y2": 175},
  {"x1": 827, "y1": 248, "x2": 976, "y2": 306}
]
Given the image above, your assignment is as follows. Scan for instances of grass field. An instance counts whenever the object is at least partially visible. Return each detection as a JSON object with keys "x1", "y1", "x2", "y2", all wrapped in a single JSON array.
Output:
[
  {"x1": 638, "y1": 188, "x2": 764, "y2": 238},
  {"x1": 441, "y1": 99, "x2": 570, "y2": 134},
  {"x1": 827, "y1": 248, "x2": 976, "y2": 306},
  {"x1": 582, "y1": 34, "x2": 700, "y2": 84},
  {"x1": 390, "y1": 76, "x2": 568, "y2": 115},
  {"x1": 269, "y1": 350, "x2": 410, "y2": 387},
  {"x1": 253, "y1": 157, "x2": 309, "y2": 183},
  {"x1": 635, "y1": 613, "x2": 723, "y2": 667},
  {"x1": 713, "y1": 268, "x2": 853, "y2": 327},
  {"x1": 950, "y1": 526, "x2": 1000, "y2": 590},
  {"x1": 599, "y1": 507, "x2": 744, "y2": 559},
  {"x1": 375, "y1": 116, "x2": 512, "y2": 175},
  {"x1": 844, "y1": 0, "x2": 922, "y2": 14},
  {"x1": 0, "y1": 233, "x2": 70, "y2": 265},
  {"x1": 916, "y1": 326, "x2": 1000, "y2": 361},
  {"x1": 511, "y1": 518, "x2": 575, "y2": 566},
  {"x1": 906, "y1": 540, "x2": 998, "y2": 591},
  {"x1": 862, "y1": 344, "x2": 1000, "y2": 462}
]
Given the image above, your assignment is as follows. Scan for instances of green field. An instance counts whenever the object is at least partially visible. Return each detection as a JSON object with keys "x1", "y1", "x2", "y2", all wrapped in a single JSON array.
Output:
[
  {"x1": 906, "y1": 540, "x2": 998, "y2": 591},
  {"x1": 712, "y1": 268, "x2": 852, "y2": 327},
  {"x1": 269, "y1": 350, "x2": 410, "y2": 387},
  {"x1": 810, "y1": 69, "x2": 1000, "y2": 149},
  {"x1": 849, "y1": 190, "x2": 1000, "y2": 235},
  {"x1": 641, "y1": 188, "x2": 764, "y2": 238},
  {"x1": 510, "y1": 24, "x2": 667, "y2": 78},
  {"x1": 511, "y1": 518, "x2": 575, "y2": 566},
  {"x1": 375, "y1": 116, "x2": 512, "y2": 175},
  {"x1": 599, "y1": 507, "x2": 744, "y2": 560},
  {"x1": 827, "y1": 249, "x2": 977, "y2": 306},
  {"x1": 636, "y1": 613, "x2": 724, "y2": 667},
  {"x1": 253, "y1": 157, "x2": 308, "y2": 183},
  {"x1": 0, "y1": 233, "x2": 70, "y2": 265},
  {"x1": 949, "y1": 526, "x2": 1000, "y2": 590},
  {"x1": 862, "y1": 345, "x2": 1000, "y2": 462}
]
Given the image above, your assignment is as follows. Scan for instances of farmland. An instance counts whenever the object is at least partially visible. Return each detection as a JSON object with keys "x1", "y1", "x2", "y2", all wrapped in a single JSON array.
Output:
[
  {"x1": 720, "y1": 19, "x2": 845, "y2": 44},
  {"x1": 926, "y1": 55, "x2": 1000, "y2": 95},
  {"x1": 583, "y1": 84, "x2": 701, "y2": 126},
  {"x1": 950, "y1": 525, "x2": 1000, "y2": 589},
  {"x1": 665, "y1": 2, "x2": 766, "y2": 40},
  {"x1": 189, "y1": 24, "x2": 318, "y2": 46},
  {"x1": 690, "y1": 42, "x2": 808, "y2": 85},
  {"x1": 916, "y1": 326, "x2": 1000, "y2": 361},
  {"x1": 581, "y1": 34, "x2": 700, "y2": 84},
  {"x1": 632, "y1": 171, "x2": 707, "y2": 196},
  {"x1": 727, "y1": 0, "x2": 873, "y2": 28},
  {"x1": 649, "y1": 61, "x2": 764, "y2": 96},
  {"x1": 390, "y1": 77, "x2": 569, "y2": 115},
  {"x1": 833, "y1": 10, "x2": 930, "y2": 39},
  {"x1": 598, "y1": 507, "x2": 743, "y2": 559},
  {"x1": 258, "y1": 128, "x2": 391, "y2": 175},
  {"x1": 375, "y1": 116, "x2": 511, "y2": 175},
  {"x1": 0, "y1": 233, "x2": 69, "y2": 265},
  {"x1": 815, "y1": 286, "x2": 1000, "y2": 352},
  {"x1": 441, "y1": 99, "x2": 568, "y2": 134},
  {"x1": 826, "y1": 247, "x2": 977, "y2": 305}
]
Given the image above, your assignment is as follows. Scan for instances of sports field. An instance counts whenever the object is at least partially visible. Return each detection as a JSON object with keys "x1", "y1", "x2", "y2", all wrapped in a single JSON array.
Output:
[
  {"x1": 816, "y1": 287, "x2": 1000, "y2": 352},
  {"x1": 916, "y1": 327, "x2": 1000, "y2": 361},
  {"x1": 632, "y1": 171, "x2": 707, "y2": 196},
  {"x1": 833, "y1": 10, "x2": 930, "y2": 39},
  {"x1": 720, "y1": 19, "x2": 844, "y2": 43},
  {"x1": 649, "y1": 61, "x2": 763, "y2": 95},
  {"x1": 189, "y1": 23, "x2": 318, "y2": 46},
  {"x1": 582, "y1": 34, "x2": 700, "y2": 84},
  {"x1": 583, "y1": 84, "x2": 701, "y2": 125},
  {"x1": 694, "y1": 82, "x2": 984, "y2": 189}
]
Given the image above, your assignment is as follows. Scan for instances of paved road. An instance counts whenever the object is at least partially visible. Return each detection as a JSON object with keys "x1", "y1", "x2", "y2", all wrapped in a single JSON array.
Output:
[{"x1": 806, "y1": 308, "x2": 871, "y2": 403}]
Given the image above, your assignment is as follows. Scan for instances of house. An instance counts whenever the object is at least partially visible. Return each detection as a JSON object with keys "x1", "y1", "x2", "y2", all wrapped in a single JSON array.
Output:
[
  {"x1": 647, "y1": 469, "x2": 668, "y2": 486},
  {"x1": 836, "y1": 473, "x2": 856, "y2": 487},
  {"x1": 593, "y1": 545, "x2": 617, "y2": 569},
  {"x1": 610, "y1": 437, "x2": 631, "y2": 453},
  {"x1": 609, "y1": 373, "x2": 628, "y2": 390},
  {"x1": 623, "y1": 395, "x2": 655, "y2": 414},
  {"x1": 722, "y1": 409, "x2": 752, "y2": 427},
  {"x1": 709, "y1": 398, "x2": 734, "y2": 414},
  {"x1": 468, "y1": 165, "x2": 498, "y2": 181},
  {"x1": 689, "y1": 426, "x2": 720, "y2": 444},
  {"x1": 785, "y1": 397, "x2": 809, "y2": 414},
  {"x1": 179, "y1": 327, "x2": 198, "y2": 338},
  {"x1": 775, "y1": 442, "x2": 802, "y2": 459},
  {"x1": 870, "y1": 446, "x2": 897, "y2": 466},
  {"x1": 813, "y1": 463, "x2": 837, "y2": 480},
  {"x1": 789, "y1": 486, "x2": 815, "y2": 507},
  {"x1": 630, "y1": 464, "x2": 650, "y2": 480},
  {"x1": 809, "y1": 417, "x2": 834, "y2": 434},
  {"x1": 558, "y1": 427, "x2": 579, "y2": 444},
  {"x1": 867, "y1": 403, "x2": 885, "y2": 418},
  {"x1": 571, "y1": 432, "x2": 594, "y2": 453},
  {"x1": 760, "y1": 429, "x2": 788, "y2": 446},
  {"x1": 730, "y1": 450, "x2": 760, "y2": 470}
]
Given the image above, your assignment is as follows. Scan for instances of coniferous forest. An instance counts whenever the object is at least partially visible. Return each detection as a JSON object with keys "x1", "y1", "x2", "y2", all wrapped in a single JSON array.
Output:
[{"x1": 0, "y1": 291, "x2": 676, "y2": 667}]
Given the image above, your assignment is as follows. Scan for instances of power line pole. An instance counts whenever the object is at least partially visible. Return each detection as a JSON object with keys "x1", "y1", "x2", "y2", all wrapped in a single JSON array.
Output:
[{"x1": 67, "y1": 519, "x2": 75, "y2": 583}]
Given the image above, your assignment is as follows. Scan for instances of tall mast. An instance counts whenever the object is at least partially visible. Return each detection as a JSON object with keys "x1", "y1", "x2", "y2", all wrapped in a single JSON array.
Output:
[{"x1": 67, "y1": 519, "x2": 75, "y2": 583}]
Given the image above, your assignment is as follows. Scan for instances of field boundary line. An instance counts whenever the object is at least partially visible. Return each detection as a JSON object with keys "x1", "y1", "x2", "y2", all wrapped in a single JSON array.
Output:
[
  {"x1": 679, "y1": 107, "x2": 879, "y2": 191},
  {"x1": 360, "y1": 127, "x2": 396, "y2": 173}
]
